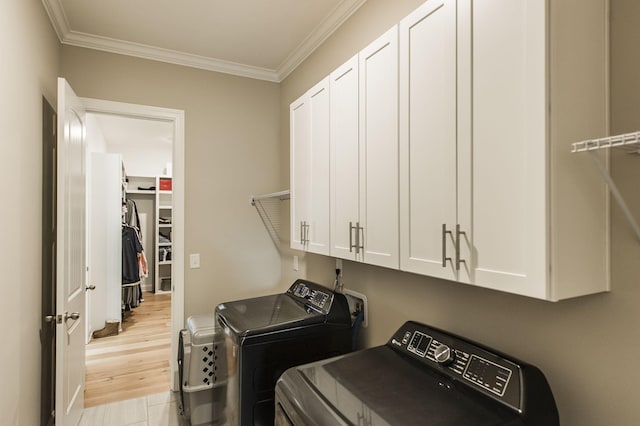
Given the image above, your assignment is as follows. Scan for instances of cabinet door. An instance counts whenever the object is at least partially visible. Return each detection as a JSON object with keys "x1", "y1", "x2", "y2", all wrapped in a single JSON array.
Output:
[
  {"x1": 307, "y1": 78, "x2": 331, "y2": 255},
  {"x1": 359, "y1": 26, "x2": 399, "y2": 269},
  {"x1": 330, "y1": 55, "x2": 360, "y2": 260},
  {"x1": 290, "y1": 93, "x2": 311, "y2": 251},
  {"x1": 470, "y1": 0, "x2": 547, "y2": 297},
  {"x1": 399, "y1": 0, "x2": 458, "y2": 280}
]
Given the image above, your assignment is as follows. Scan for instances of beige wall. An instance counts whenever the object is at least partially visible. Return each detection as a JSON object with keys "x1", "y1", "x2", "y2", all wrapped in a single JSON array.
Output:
[
  {"x1": 60, "y1": 47, "x2": 284, "y2": 315},
  {"x1": 281, "y1": 0, "x2": 640, "y2": 424},
  {"x1": 0, "y1": 1, "x2": 60, "y2": 425}
]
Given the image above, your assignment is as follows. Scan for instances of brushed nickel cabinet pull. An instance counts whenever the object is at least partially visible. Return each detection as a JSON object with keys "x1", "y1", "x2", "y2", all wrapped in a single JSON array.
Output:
[
  {"x1": 349, "y1": 221, "x2": 355, "y2": 252},
  {"x1": 357, "y1": 222, "x2": 364, "y2": 254},
  {"x1": 455, "y1": 224, "x2": 467, "y2": 271},
  {"x1": 442, "y1": 224, "x2": 453, "y2": 267}
]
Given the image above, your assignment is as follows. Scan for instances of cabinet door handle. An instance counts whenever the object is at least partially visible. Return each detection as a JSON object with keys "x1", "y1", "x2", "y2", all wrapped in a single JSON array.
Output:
[
  {"x1": 442, "y1": 224, "x2": 453, "y2": 267},
  {"x1": 349, "y1": 222, "x2": 355, "y2": 252},
  {"x1": 304, "y1": 222, "x2": 310, "y2": 244},
  {"x1": 357, "y1": 222, "x2": 364, "y2": 254},
  {"x1": 300, "y1": 221, "x2": 304, "y2": 244},
  {"x1": 455, "y1": 224, "x2": 467, "y2": 271}
]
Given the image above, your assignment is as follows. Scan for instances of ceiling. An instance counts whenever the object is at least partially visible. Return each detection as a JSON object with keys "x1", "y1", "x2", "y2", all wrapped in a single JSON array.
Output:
[
  {"x1": 41, "y1": 0, "x2": 367, "y2": 82},
  {"x1": 89, "y1": 113, "x2": 173, "y2": 149}
]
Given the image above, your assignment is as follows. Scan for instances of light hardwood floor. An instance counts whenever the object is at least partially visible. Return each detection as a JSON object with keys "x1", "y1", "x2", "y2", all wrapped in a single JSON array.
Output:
[{"x1": 85, "y1": 292, "x2": 172, "y2": 408}]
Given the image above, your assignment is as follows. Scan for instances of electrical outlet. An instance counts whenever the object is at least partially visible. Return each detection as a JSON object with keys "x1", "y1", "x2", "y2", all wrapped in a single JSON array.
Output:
[
  {"x1": 343, "y1": 289, "x2": 368, "y2": 328},
  {"x1": 293, "y1": 255, "x2": 299, "y2": 271}
]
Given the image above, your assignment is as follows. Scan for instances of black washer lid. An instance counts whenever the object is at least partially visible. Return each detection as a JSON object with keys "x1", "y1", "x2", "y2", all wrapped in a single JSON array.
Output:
[{"x1": 215, "y1": 293, "x2": 322, "y2": 338}]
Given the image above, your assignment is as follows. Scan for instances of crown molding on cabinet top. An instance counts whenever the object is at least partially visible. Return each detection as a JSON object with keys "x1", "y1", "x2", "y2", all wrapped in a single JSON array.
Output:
[{"x1": 41, "y1": 0, "x2": 368, "y2": 83}]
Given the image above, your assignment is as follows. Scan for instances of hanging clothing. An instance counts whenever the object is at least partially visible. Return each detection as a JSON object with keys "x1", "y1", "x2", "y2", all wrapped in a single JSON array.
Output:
[
  {"x1": 122, "y1": 225, "x2": 145, "y2": 310},
  {"x1": 125, "y1": 199, "x2": 141, "y2": 232},
  {"x1": 122, "y1": 225, "x2": 143, "y2": 284}
]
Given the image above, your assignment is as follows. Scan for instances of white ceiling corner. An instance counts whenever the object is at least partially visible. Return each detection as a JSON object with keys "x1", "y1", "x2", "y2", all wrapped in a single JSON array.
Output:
[
  {"x1": 276, "y1": 0, "x2": 368, "y2": 81},
  {"x1": 41, "y1": 0, "x2": 368, "y2": 83}
]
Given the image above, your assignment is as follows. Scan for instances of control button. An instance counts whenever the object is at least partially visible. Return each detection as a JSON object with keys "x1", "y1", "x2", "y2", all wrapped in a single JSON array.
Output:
[
  {"x1": 402, "y1": 331, "x2": 411, "y2": 345},
  {"x1": 434, "y1": 344, "x2": 455, "y2": 366}
]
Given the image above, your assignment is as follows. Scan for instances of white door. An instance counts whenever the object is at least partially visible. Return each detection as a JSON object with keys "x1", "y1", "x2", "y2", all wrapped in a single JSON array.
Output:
[
  {"x1": 399, "y1": 0, "x2": 459, "y2": 280},
  {"x1": 359, "y1": 26, "x2": 399, "y2": 269},
  {"x1": 307, "y1": 78, "x2": 331, "y2": 256},
  {"x1": 330, "y1": 55, "x2": 360, "y2": 260},
  {"x1": 56, "y1": 78, "x2": 87, "y2": 425},
  {"x1": 89, "y1": 153, "x2": 122, "y2": 336},
  {"x1": 470, "y1": 0, "x2": 547, "y2": 296},
  {"x1": 290, "y1": 94, "x2": 310, "y2": 251}
]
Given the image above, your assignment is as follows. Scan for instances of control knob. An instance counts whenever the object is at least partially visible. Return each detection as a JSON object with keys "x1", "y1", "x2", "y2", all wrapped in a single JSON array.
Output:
[{"x1": 434, "y1": 344, "x2": 455, "y2": 366}]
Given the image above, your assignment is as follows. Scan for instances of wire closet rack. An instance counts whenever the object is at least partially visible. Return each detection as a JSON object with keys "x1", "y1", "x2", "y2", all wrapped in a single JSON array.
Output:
[
  {"x1": 572, "y1": 131, "x2": 640, "y2": 241},
  {"x1": 251, "y1": 190, "x2": 290, "y2": 249}
]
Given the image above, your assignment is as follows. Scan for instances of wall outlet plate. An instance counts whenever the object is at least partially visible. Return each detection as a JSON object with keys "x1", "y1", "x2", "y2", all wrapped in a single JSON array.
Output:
[{"x1": 343, "y1": 288, "x2": 368, "y2": 328}]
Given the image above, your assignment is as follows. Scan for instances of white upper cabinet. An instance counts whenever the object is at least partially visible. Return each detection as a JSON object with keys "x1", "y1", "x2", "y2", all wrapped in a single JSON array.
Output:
[
  {"x1": 293, "y1": 0, "x2": 609, "y2": 301},
  {"x1": 290, "y1": 93, "x2": 311, "y2": 251},
  {"x1": 470, "y1": 0, "x2": 547, "y2": 296},
  {"x1": 399, "y1": 0, "x2": 463, "y2": 281},
  {"x1": 468, "y1": 0, "x2": 609, "y2": 300},
  {"x1": 290, "y1": 78, "x2": 331, "y2": 255},
  {"x1": 329, "y1": 27, "x2": 399, "y2": 268},
  {"x1": 330, "y1": 55, "x2": 361, "y2": 261},
  {"x1": 358, "y1": 26, "x2": 399, "y2": 269},
  {"x1": 400, "y1": 0, "x2": 608, "y2": 300}
]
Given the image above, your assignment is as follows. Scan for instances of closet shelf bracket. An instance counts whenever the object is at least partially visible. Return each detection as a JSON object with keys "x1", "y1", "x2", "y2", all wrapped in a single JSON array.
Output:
[
  {"x1": 571, "y1": 131, "x2": 640, "y2": 242},
  {"x1": 251, "y1": 190, "x2": 290, "y2": 250}
]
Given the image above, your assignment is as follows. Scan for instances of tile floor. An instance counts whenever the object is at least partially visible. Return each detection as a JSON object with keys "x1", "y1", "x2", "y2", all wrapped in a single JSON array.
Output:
[{"x1": 79, "y1": 391, "x2": 188, "y2": 426}]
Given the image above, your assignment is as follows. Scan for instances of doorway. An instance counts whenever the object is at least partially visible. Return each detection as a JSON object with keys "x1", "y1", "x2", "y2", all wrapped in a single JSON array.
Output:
[{"x1": 81, "y1": 98, "x2": 185, "y2": 406}]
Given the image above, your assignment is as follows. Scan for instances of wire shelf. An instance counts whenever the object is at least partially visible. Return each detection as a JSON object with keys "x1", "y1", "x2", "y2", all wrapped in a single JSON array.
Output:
[
  {"x1": 251, "y1": 190, "x2": 290, "y2": 250},
  {"x1": 571, "y1": 131, "x2": 640, "y2": 154},
  {"x1": 571, "y1": 131, "x2": 640, "y2": 242}
]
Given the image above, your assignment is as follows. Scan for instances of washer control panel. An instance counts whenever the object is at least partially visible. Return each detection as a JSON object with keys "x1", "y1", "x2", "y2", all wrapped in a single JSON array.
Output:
[
  {"x1": 389, "y1": 321, "x2": 522, "y2": 411},
  {"x1": 288, "y1": 280, "x2": 333, "y2": 314}
]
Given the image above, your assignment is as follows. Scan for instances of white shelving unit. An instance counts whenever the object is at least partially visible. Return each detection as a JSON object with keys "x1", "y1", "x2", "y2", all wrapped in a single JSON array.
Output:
[
  {"x1": 124, "y1": 174, "x2": 173, "y2": 293},
  {"x1": 156, "y1": 176, "x2": 173, "y2": 294},
  {"x1": 572, "y1": 131, "x2": 640, "y2": 242}
]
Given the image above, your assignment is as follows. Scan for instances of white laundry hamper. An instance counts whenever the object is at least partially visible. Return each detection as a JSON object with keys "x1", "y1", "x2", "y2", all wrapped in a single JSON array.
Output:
[{"x1": 178, "y1": 314, "x2": 227, "y2": 426}]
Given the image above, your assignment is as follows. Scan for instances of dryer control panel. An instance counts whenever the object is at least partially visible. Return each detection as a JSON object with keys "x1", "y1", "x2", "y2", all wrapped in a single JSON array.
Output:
[
  {"x1": 389, "y1": 321, "x2": 523, "y2": 413},
  {"x1": 287, "y1": 280, "x2": 334, "y2": 315}
]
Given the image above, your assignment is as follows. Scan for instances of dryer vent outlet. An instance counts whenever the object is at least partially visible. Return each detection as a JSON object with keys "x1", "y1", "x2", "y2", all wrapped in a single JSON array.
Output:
[{"x1": 343, "y1": 289, "x2": 368, "y2": 328}]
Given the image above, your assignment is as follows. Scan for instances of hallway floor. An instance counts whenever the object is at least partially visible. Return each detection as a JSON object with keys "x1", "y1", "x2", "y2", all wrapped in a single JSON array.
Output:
[
  {"x1": 85, "y1": 291, "x2": 172, "y2": 407},
  {"x1": 79, "y1": 391, "x2": 186, "y2": 426}
]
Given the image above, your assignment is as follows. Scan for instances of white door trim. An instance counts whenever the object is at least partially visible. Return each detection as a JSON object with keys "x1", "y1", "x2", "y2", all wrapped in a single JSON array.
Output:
[{"x1": 81, "y1": 97, "x2": 185, "y2": 390}]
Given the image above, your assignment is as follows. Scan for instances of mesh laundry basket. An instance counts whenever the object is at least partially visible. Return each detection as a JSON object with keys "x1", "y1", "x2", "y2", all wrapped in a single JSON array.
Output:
[{"x1": 178, "y1": 314, "x2": 227, "y2": 426}]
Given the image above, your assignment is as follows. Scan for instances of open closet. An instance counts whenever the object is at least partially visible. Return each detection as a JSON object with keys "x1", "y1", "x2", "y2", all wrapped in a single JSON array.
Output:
[
  {"x1": 84, "y1": 112, "x2": 176, "y2": 406},
  {"x1": 87, "y1": 113, "x2": 174, "y2": 334}
]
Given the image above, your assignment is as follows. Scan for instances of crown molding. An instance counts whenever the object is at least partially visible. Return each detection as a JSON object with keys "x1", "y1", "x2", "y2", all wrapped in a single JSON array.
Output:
[
  {"x1": 41, "y1": 0, "x2": 367, "y2": 83},
  {"x1": 63, "y1": 31, "x2": 280, "y2": 82},
  {"x1": 276, "y1": 0, "x2": 368, "y2": 81},
  {"x1": 41, "y1": 0, "x2": 70, "y2": 41}
]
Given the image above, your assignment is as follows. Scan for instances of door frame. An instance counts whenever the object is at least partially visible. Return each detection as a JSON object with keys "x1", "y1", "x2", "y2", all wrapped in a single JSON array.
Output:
[{"x1": 82, "y1": 97, "x2": 185, "y2": 390}]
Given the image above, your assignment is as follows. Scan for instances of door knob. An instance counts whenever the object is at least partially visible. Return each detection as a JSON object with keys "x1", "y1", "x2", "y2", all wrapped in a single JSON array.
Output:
[
  {"x1": 44, "y1": 315, "x2": 56, "y2": 323},
  {"x1": 64, "y1": 312, "x2": 80, "y2": 322},
  {"x1": 86, "y1": 284, "x2": 96, "y2": 291}
]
